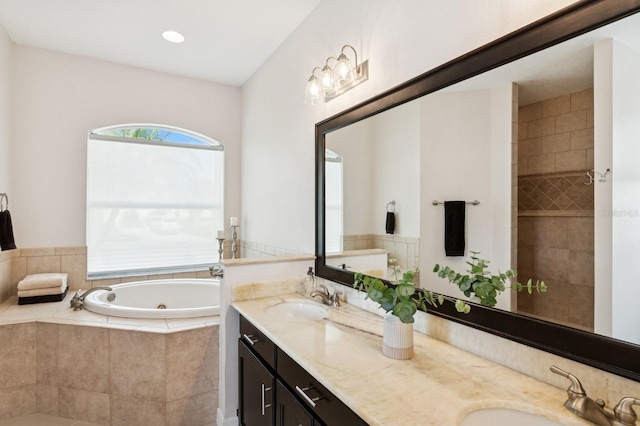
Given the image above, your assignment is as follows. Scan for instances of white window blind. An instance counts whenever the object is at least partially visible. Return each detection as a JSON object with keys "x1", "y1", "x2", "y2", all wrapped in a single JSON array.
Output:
[
  {"x1": 325, "y1": 150, "x2": 343, "y2": 253},
  {"x1": 86, "y1": 126, "x2": 224, "y2": 278}
]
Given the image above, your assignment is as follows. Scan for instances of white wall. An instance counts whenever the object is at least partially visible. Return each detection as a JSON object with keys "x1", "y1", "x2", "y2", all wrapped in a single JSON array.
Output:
[
  {"x1": 240, "y1": 0, "x2": 577, "y2": 257},
  {"x1": 326, "y1": 100, "x2": 420, "y2": 238},
  {"x1": 11, "y1": 45, "x2": 242, "y2": 248},
  {"x1": 594, "y1": 39, "x2": 640, "y2": 345},
  {"x1": 0, "y1": 24, "x2": 12, "y2": 197},
  {"x1": 419, "y1": 88, "x2": 513, "y2": 310}
]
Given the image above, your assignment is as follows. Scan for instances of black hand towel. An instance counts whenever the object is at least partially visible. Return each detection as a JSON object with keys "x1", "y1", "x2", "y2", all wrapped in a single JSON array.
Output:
[
  {"x1": 385, "y1": 212, "x2": 395, "y2": 234},
  {"x1": 0, "y1": 209, "x2": 17, "y2": 251},
  {"x1": 444, "y1": 201, "x2": 465, "y2": 256}
]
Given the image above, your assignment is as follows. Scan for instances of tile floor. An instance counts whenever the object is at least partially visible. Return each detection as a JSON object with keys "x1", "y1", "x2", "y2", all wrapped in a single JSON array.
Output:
[{"x1": 0, "y1": 414, "x2": 100, "y2": 426}]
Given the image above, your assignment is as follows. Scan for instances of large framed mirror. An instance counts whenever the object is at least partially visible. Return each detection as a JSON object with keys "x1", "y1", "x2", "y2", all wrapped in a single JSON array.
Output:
[{"x1": 316, "y1": 0, "x2": 640, "y2": 382}]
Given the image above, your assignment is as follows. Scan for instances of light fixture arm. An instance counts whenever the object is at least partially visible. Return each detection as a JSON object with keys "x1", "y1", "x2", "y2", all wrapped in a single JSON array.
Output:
[
  {"x1": 340, "y1": 44, "x2": 359, "y2": 68},
  {"x1": 308, "y1": 66, "x2": 322, "y2": 81}
]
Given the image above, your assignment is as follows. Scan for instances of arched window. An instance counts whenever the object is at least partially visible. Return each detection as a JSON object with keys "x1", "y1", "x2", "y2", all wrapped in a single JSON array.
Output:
[{"x1": 86, "y1": 124, "x2": 224, "y2": 278}]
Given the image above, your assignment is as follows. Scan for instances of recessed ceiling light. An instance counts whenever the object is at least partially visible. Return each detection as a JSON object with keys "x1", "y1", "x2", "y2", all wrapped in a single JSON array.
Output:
[{"x1": 162, "y1": 30, "x2": 185, "y2": 43}]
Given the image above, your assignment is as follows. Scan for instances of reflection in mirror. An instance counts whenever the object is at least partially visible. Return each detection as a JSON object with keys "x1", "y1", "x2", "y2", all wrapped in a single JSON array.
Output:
[
  {"x1": 321, "y1": 9, "x2": 640, "y2": 348},
  {"x1": 325, "y1": 101, "x2": 420, "y2": 281}
]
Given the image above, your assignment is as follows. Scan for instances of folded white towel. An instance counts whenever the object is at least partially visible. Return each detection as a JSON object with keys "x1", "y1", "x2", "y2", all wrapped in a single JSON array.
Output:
[
  {"x1": 17, "y1": 283, "x2": 68, "y2": 298},
  {"x1": 17, "y1": 273, "x2": 68, "y2": 291}
]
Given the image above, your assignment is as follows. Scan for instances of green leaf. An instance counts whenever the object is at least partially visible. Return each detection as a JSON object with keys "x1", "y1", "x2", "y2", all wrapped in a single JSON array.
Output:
[{"x1": 393, "y1": 300, "x2": 417, "y2": 323}]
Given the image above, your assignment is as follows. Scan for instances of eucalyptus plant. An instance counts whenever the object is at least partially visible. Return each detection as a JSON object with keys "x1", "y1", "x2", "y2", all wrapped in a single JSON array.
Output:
[
  {"x1": 433, "y1": 251, "x2": 547, "y2": 307},
  {"x1": 353, "y1": 259, "x2": 470, "y2": 324}
]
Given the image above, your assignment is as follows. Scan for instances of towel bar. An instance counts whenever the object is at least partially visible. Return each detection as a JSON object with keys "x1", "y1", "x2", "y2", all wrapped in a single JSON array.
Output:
[{"x1": 432, "y1": 200, "x2": 480, "y2": 206}]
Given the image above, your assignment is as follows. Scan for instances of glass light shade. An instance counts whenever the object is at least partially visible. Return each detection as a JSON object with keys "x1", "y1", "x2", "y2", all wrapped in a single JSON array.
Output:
[
  {"x1": 333, "y1": 54, "x2": 355, "y2": 88},
  {"x1": 320, "y1": 65, "x2": 335, "y2": 95},
  {"x1": 304, "y1": 76, "x2": 321, "y2": 105}
]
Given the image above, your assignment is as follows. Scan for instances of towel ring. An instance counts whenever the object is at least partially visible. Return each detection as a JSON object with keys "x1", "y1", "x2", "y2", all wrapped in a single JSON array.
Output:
[
  {"x1": 0, "y1": 193, "x2": 7, "y2": 212},
  {"x1": 387, "y1": 200, "x2": 396, "y2": 213}
]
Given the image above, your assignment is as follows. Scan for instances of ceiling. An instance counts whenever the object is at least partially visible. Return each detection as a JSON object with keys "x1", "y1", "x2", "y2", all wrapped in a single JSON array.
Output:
[{"x1": 0, "y1": 0, "x2": 322, "y2": 86}]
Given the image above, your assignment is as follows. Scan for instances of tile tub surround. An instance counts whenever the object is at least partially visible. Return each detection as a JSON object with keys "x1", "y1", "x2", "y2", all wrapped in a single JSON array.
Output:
[
  {"x1": 232, "y1": 293, "x2": 592, "y2": 426},
  {"x1": 0, "y1": 246, "x2": 213, "y2": 305},
  {"x1": 0, "y1": 296, "x2": 220, "y2": 426}
]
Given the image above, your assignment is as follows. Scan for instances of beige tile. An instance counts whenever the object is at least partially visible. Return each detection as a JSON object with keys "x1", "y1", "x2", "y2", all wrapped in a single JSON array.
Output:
[
  {"x1": 518, "y1": 102, "x2": 541, "y2": 123},
  {"x1": 0, "y1": 322, "x2": 37, "y2": 389},
  {"x1": 555, "y1": 110, "x2": 586, "y2": 133},
  {"x1": 11, "y1": 256, "x2": 26, "y2": 286},
  {"x1": 586, "y1": 148, "x2": 594, "y2": 169},
  {"x1": 586, "y1": 107, "x2": 594, "y2": 129},
  {"x1": 542, "y1": 94, "x2": 570, "y2": 117},
  {"x1": 36, "y1": 384, "x2": 58, "y2": 416},
  {"x1": 571, "y1": 87, "x2": 593, "y2": 111},
  {"x1": 58, "y1": 387, "x2": 110, "y2": 426},
  {"x1": 555, "y1": 150, "x2": 586, "y2": 172},
  {"x1": 166, "y1": 392, "x2": 218, "y2": 426},
  {"x1": 54, "y1": 247, "x2": 87, "y2": 256},
  {"x1": 518, "y1": 137, "x2": 541, "y2": 158},
  {"x1": 527, "y1": 153, "x2": 555, "y2": 175},
  {"x1": 0, "y1": 385, "x2": 36, "y2": 419},
  {"x1": 567, "y1": 217, "x2": 594, "y2": 250},
  {"x1": 36, "y1": 322, "x2": 58, "y2": 386},
  {"x1": 527, "y1": 117, "x2": 555, "y2": 138},
  {"x1": 110, "y1": 329, "x2": 166, "y2": 402},
  {"x1": 568, "y1": 250, "x2": 594, "y2": 286},
  {"x1": 110, "y1": 395, "x2": 166, "y2": 426},
  {"x1": 26, "y1": 256, "x2": 61, "y2": 275},
  {"x1": 541, "y1": 133, "x2": 570, "y2": 154},
  {"x1": 172, "y1": 272, "x2": 197, "y2": 279},
  {"x1": 534, "y1": 248, "x2": 569, "y2": 282},
  {"x1": 60, "y1": 255, "x2": 88, "y2": 291},
  {"x1": 570, "y1": 128, "x2": 594, "y2": 150},
  {"x1": 517, "y1": 122, "x2": 528, "y2": 141},
  {"x1": 166, "y1": 327, "x2": 219, "y2": 402},
  {"x1": 57, "y1": 325, "x2": 110, "y2": 393},
  {"x1": 20, "y1": 248, "x2": 56, "y2": 257}
]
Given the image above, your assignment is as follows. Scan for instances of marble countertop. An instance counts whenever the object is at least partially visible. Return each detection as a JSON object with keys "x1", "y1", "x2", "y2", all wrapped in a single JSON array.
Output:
[{"x1": 232, "y1": 294, "x2": 591, "y2": 426}]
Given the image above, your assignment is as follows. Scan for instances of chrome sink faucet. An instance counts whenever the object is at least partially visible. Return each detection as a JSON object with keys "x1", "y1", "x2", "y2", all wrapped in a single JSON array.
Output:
[
  {"x1": 69, "y1": 286, "x2": 112, "y2": 310},
  {"x1": 551, "y1": 365, "x2": 640, "y2": 425},
  {"x1": 310, "y1": 284, "x2": 342, "y2": 307}
]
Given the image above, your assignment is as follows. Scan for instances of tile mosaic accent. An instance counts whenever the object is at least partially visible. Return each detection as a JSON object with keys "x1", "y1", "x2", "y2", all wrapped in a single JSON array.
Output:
[{"x1": 518, "y1": 172, "x2": 594, "y2": 212}]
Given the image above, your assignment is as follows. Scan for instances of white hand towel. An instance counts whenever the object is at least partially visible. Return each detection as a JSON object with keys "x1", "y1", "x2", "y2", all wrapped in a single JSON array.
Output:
[
  {"x1": 17, "y1": 273, "x2": 68, "y2": 291},
  {"x1": 17, "y1": 283, "x2": 68, "y2": 298}
]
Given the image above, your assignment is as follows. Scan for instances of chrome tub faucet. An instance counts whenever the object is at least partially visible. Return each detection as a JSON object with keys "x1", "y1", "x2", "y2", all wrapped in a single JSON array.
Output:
[{"x1": 69, "y1": 286, "x2": 112, "y2": 310}]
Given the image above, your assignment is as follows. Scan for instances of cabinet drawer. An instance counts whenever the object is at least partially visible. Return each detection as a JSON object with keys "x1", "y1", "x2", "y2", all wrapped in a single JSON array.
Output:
[
  {"x1": 276, "y1": 348, "x2": 367, "y2": 426},
  {"x1": 240, "y1": 315, "x2": 276, "y2": 369}
]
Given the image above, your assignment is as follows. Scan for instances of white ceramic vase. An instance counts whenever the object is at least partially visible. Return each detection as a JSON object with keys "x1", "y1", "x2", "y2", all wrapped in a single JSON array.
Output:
[{"x1": 382, "y1": 313, "x2": 414, "y2": 360}]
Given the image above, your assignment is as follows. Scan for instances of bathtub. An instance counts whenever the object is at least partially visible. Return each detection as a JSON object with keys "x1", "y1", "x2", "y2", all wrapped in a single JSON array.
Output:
[{"x1": 82, "y1": 278, "x2": 220, "y2": 319}]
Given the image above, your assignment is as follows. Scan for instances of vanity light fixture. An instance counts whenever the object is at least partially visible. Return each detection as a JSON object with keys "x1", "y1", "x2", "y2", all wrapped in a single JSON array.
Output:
[
  {"x1": 304, "y1": 44, "x2": 368, "y2": 105},
  {"x1": 162, "y1": 30, "x2": 185, "y2": 43}
]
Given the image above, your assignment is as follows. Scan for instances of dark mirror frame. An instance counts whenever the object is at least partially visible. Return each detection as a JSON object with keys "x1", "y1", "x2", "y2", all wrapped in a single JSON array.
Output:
[{"x1": 315, "y1": 0, "x2": 640, "y2": 382}]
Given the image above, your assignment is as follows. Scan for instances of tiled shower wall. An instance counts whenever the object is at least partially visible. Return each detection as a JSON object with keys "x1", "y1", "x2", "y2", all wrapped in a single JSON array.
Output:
[
  {"x1": 0, "y1": 322, "x2": 219, "y2": 425},
  {"x1": 516, "y1": 88, "x2": 594, "y2": 330},
  {"x1": 0, "y1": 247, "x2": 213, "y2": 305}
]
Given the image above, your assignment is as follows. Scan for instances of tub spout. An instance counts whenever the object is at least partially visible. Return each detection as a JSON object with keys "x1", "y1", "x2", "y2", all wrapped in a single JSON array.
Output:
[{"x1": 70, "y1": 286, "x2": 112, "y2": 311}]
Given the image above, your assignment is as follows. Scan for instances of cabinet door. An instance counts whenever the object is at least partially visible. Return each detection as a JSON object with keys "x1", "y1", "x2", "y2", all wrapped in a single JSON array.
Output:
[
  {"x1": 239, "y1": 339, "x2": 275, "y2": 426},
  {"x1": 275, "y1": 380, "x2": 314, "y2": 426}
]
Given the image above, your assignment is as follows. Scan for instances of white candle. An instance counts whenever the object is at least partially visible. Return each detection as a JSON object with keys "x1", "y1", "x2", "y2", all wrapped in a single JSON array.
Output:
[
  {"x1": 230, "y1": 217, "x2": 239, "y2": 226},
  {"x1": 217, "y1": 230, "x2": 225, "y2": 239}
]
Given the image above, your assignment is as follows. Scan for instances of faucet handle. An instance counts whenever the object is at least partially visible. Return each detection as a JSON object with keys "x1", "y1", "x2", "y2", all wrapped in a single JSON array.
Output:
[
  {"x1": 614, "y1": 397, "x2": 640, "y2": 425},
  {"x1": 550, "y1": 366, "x2": 586, "y2": 399}
]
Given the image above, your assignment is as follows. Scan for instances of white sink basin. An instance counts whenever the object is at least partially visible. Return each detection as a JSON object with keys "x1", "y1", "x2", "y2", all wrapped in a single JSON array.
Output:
[
  {"x1": 460, "y1": 407, "x2": 564, "y2": 426},
  {"x1": 264, "y1": 301, "x2": 329, "y2": 321}
]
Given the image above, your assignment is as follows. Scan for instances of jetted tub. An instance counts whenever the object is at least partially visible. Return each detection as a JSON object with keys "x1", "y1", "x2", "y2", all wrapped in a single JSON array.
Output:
[{"x1": 82, "y1": 278, "x2": 220, "y2": 319}]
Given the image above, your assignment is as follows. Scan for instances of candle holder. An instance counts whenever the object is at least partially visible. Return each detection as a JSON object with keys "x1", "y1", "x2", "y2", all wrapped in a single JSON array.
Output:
[
  {"x1": 231, "y1": 225, "x2": 239, "y2": 259},
  {"x1": 216, "y1": 237, "x2": 225, "y2": 261}
]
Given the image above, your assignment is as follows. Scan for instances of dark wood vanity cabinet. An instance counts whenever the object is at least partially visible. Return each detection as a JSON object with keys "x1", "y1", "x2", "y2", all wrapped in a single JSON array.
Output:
[{"x1": 238, "y1": 315, "x2": 367, "y2": 426}]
